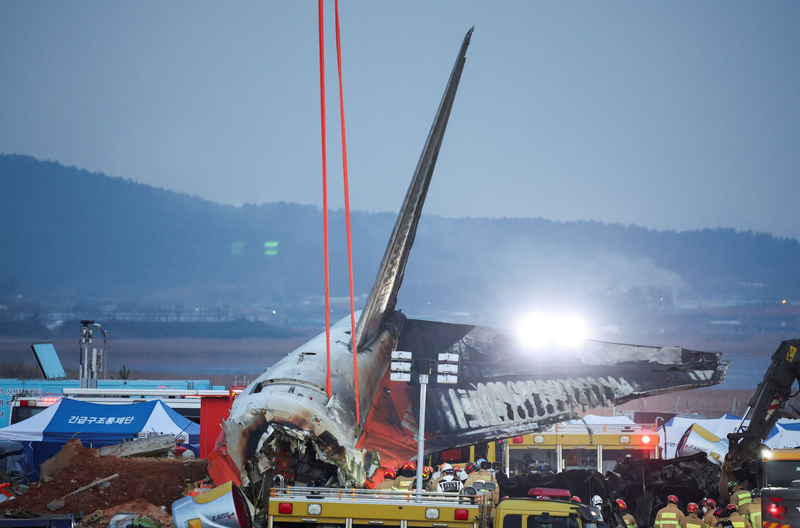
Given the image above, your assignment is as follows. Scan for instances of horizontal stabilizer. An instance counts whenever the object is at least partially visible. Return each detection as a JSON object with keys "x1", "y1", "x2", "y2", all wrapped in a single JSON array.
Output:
[{"x1": 359, "y1": 317, "x2": 728, "y2": 467}]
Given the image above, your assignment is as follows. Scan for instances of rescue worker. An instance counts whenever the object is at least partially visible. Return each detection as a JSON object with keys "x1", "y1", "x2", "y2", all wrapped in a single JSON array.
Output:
[
  {"x1": 573, "y1": 496, "x2": 583, "y2": 504},
  {"x1": 728, "y1": 482, "x2": 752, "y2": 515},
  {"x1": 427, "y1": 462, "x2": 448, "y2": 491},
  {"x1": 702, "y1": 499, "x2": 718, "y2": 528},
  {"x1": 464, "y1": 461, "x2": 499, "y2": 507},
  {"x1": 616, "y1": 499, "x2": 637, "y2": 528},
  {"x1": 654, "y1": 494, "x2": 684, "y2": 528},
  {"x1": 680, "y1": 503, "x2": 704, "y2": 528},
  {"x1": 392, "y1": 461, "x2": 418, "y2": 491},
  {"x1": 744, "y1": 489, "x2": 761, "y2": 528},
  {"x1": 726, "y1": 504, "x2": 751, "y2": 528},
  {"x1": 422, "y1": 466, "x2": 434, "y2": 489},
  {"x1": 376, "y1": 468, "x2": 398, "y2": 490},
  {"x1": 434, "y1": 462, "x2": 463, "y2": 493},
  {"x1": 714, "y1": 508, "x2": 733, "y2": 528}
]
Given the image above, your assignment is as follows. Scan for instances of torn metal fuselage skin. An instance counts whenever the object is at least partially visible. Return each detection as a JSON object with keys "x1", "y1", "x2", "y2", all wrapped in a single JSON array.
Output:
[{"x1": 223, "y1": 311, "x2": 404, "y2": 488}]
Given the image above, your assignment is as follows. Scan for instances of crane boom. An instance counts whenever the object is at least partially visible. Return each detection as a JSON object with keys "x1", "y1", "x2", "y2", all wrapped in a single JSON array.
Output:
[{"x1": 722, "y1": 339, "x2": 800, "y2": 497}]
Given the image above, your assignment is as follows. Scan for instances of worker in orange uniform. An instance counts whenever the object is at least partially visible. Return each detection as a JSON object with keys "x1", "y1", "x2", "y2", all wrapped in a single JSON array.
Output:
[
  {"x1": 725, "y1": 504, "x2": 751, "y2": 528},
  {"x1": 680, "y1": 503, "x2": 704, "y2": 528},
  {"x1": 744, "y1": 490, "x2": 760, "y2": 528},
  {"x1": 714, "y1": 508, "x2": 733, "y2": 528},
  {"x1": 654, "y1": 495, "x2": 684, "y2": 528},
  {"x1": 376, "y1": 467, "x2": 398, "y2": 490},
  {"x1": 701, "y1": 499, "x2": 717, "y2": 528},
  {"x1": 392, "y1": 461, "x2": 418, "y2": 491},
  {"x1": 616, "y1": 499, "x2": 637, "y2": 528},
  {"x1": 464, "y1": 460, "x2": 500, "y2": 507},
  {"x1": 728, "y1": 482, "x2": 752, "y2": 515}
]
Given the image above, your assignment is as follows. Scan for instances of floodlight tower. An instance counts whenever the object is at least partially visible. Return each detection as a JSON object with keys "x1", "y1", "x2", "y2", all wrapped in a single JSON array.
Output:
[{"x1": 79, "y1": 320, "x2": 107, "y2": 388}]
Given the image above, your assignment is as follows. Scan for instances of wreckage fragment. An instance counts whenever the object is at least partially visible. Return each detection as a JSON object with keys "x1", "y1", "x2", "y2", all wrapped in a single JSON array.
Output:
[{"x1": 497, "y1": 452, "x2": 722, "y2": 528}]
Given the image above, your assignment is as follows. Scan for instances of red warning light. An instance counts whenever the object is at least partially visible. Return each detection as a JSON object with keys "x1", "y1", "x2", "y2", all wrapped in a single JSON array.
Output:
[{"x1": 641, "y1": 435, "x2": 652, "y2": 444}]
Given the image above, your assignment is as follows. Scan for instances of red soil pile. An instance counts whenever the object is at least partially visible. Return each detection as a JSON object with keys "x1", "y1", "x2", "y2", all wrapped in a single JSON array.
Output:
[{"x1": 10, "y1": 441, "x2": 208, "y2": 517}]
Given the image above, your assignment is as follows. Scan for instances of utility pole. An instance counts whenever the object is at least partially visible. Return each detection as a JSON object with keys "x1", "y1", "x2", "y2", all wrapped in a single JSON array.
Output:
[
  {"x1": 390, "y1": 350, "x2": 461, "y2": 502},
  {"x1": 414, "y1": 359, "x2": 432, "y2": 501}
]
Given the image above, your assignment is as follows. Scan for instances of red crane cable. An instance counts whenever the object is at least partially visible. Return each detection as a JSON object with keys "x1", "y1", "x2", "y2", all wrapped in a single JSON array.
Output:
[
  {"x1": 317, "y1": 0, "x2": 332, "y2": 399},
  {"x1": 334, "y1": 0, "x2": 360, "y2": 426}
]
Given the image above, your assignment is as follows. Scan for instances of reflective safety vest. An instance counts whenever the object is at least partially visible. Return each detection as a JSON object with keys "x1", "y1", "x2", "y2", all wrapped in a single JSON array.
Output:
[
  {"x1": 731, "y1": 490, "x2": 752, "y2": 515},
  {"x1": 392, "y1": 476, "x2": 416, "y2": 491},
  {"x1": 623, "y1": 514, "x2": 638, "y2": 528},
  {"x1": 728, "y1": 512, "x2": 751, "y2": 528},
  {"x1": 436, "y1": 477, "x2": 463, "y2": 493},
  {"x1": 655, "y1": 504, "x2": 684, "y2": 528},
  {"x1": 680, "y1": 513, "x2": 704, "y2": 528},
  {"x1": 745, "y1": 501, "x2": 761, "y2": 528}
]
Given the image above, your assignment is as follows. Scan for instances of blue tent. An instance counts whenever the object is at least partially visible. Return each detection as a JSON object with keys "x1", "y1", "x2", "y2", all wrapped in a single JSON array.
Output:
[{"x1": 0, "y1": 399, "x2": 199, "y2": 475}]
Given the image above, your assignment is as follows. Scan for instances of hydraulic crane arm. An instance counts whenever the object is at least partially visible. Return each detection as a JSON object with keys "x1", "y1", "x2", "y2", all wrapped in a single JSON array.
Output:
[{"x1": 722, "y1": 339, "x2": 800, "y2": 497}]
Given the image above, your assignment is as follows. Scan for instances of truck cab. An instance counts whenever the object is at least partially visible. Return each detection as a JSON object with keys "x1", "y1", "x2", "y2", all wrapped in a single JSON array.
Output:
[
  {"x1": 495, "y1": 498, "x2": 598, "y2": 528},
  {"x1": 761, "y1": 448, "x2": 800, "y2": 528}
]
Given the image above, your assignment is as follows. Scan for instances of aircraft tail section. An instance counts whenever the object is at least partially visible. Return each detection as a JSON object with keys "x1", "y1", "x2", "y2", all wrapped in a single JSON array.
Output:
[{"x1": 354, "y1": 28, "x2": 473, "y2": 352}]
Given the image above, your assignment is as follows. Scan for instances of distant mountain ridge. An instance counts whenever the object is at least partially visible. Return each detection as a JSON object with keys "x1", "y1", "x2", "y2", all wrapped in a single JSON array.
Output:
[{"x1": 2, "y1": 154, "x2": 798, "y2": 324}]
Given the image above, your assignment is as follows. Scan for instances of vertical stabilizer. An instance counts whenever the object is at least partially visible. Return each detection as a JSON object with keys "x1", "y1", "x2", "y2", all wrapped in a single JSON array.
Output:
[{"x1": 354, "y1": 27, "x2": 473, "y2": 351}]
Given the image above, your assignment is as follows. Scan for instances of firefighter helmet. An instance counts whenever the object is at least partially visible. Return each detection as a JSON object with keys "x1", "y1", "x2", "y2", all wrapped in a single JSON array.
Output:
[
  {"x1": 667, "y1": 495, "x2": 678, "y2": 504},
  {"x1": 402, "y1": 461, "x2": 417, "y2": 472},
  {"x1": 714, "y1": 507, "x2": 728, "y2": 518},
  {"x1": 423, "y1": 466, "x2": 433, "y2": 478},
  {"x1": 616, "y1": 499, "x2": 627, "y2": 510},
  {"x1": 687, "y1": 503, "x2": 698, "y2": 513},
  {"x1": 727, "y1": 481, "x2": 740, "y2": 493},
  {"x1": 751, "y1": 489, "x2": 761, "y2": 498},
  {"x1": 726, "y1": 504, "x2": 737, "y2": 513},
  {"x1": 572, "y1": 496, "x2": 582, "y2": 503},
  {"x1": 465, "y1": 462, "x2": 477, "y2": 474},
  {"x1": 384, "y1": 468, "x2": 397, "y2": 480},
  {"x1": 591, "y1": 496, "x2": 602, "y2": 508},
  {"x1": 703, "y1": 498, "x2": 716, "y2": 509}
]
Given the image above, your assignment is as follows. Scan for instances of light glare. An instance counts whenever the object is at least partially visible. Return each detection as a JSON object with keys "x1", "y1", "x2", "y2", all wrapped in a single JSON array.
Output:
[{"x1": 518, "y1": 313, "x2": 589, "y2": 349}]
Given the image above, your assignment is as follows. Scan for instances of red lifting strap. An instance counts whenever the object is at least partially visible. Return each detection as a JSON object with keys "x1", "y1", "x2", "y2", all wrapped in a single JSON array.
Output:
[
  {"x1": 317, "y1": 0, "x2": 332, "y2": 399},
  {"x1": 334, "y1": 0, "x2": 361, "y2": 426}
]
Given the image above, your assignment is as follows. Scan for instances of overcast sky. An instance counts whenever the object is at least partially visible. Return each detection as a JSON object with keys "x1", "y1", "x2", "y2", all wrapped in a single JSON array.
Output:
[{"x1": 2, "y1": 1, "x2": 799, "y2": 240}]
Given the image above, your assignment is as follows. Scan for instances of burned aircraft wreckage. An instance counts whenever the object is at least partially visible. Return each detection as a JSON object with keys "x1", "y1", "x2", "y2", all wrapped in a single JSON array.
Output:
[{"x1": 219, "y1": 29, "x2": 729, "y2": 488}]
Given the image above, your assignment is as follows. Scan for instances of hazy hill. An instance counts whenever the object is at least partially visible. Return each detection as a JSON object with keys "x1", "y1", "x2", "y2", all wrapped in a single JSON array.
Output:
[{"x1": 2, "y1": 154, "x2": 799, "y2": 326}]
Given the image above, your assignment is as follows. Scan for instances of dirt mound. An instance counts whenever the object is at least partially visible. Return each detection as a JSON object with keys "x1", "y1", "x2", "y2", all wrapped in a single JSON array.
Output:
[{"x1": 10, "y1": 441, "x2": 208, "y2": 517}]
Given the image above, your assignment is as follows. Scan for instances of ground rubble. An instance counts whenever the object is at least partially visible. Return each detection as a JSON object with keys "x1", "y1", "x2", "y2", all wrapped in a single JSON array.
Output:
[{"x1": 2, "y1": 439, "x2": 208, "y2": 528}]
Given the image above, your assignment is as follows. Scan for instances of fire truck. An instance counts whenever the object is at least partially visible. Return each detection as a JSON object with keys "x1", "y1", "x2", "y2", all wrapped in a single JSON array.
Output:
[
  {"x1": 173, "y1": 484, "x2": 603, "y2": 528},
  {"x1": 433, "y1": 423, "x2": 659, "y2": 476}
]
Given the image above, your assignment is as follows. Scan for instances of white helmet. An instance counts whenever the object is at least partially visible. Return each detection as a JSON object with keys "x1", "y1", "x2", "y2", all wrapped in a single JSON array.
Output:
[
  {"x1": 440, "y1": 463, "x2": 453, "y2": 473},
  {"x1": 591, "y1": 495, "x2": 603, "y2": 508}
]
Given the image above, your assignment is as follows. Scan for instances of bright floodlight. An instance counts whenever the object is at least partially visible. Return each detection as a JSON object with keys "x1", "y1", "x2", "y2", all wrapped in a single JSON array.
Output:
[{"x1": 517, "y1": 313, "x2": 589, "y2": 350}]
